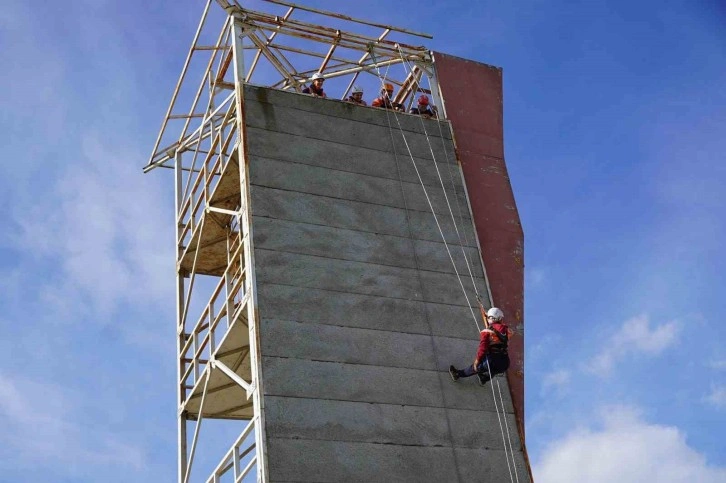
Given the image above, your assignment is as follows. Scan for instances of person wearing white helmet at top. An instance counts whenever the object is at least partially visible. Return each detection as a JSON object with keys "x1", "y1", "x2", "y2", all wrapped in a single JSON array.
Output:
[
  {"x1": 449, "y1": 306, "x2": 511, "y2": 386},
  {"x1": 345, "y1": 85, "x2": 367, "y2": 106},
  {"x1": 302, "y1": 72, "x2": 326, "y2": 98}
]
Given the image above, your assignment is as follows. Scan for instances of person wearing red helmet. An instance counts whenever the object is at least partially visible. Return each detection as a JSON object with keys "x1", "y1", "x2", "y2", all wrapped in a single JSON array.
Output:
[
  {"x1": 449, "y1": 306, "x2": 511, "y2": 386},
  {"x1": 372, "y1": 82, "x2": 404, "y2": 111},
  {"x1": 410, "y1": 94, "x2": 437, "y2": 119}
]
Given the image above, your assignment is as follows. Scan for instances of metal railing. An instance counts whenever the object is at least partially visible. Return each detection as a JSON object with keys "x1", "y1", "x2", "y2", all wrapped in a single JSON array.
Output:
[
  {"x1": 206, "y1": 418, "x2": 258, "y2": 482},
  {"x1": 179, "y1": 233, "x2": 247, "y2": 401}
]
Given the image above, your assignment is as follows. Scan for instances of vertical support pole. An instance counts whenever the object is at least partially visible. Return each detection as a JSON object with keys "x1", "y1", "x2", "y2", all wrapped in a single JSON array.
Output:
[
  {"x1": 225, "y1": 230, "x2": 234, "y2": 328},
  {"x1": 231, "y1": 17, "x2": 269, "y2": 482},
  {"x1": 209, "y1": 301, "x2": 216, "y2": 354},
  {"x1": 193, "y1": 332, "x2": 200, "y2": 380},
  {"x1": 421, "y1": 58, "x2": 446, "y2": 119},
  {"x1": 175, "y1": 152, "x2": 189, "y2": 483},
  {"x1": 208, "y1": 72, "x2": 215, "y2": 174},
  {"x1": 233, "y1": 446, "x2": 241, "y2": 477}
]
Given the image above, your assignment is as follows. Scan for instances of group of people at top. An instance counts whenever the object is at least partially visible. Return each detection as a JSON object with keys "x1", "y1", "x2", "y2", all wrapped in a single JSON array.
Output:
[{"x1": 302, "y1": 72, "x2": 438, "y2": 119}]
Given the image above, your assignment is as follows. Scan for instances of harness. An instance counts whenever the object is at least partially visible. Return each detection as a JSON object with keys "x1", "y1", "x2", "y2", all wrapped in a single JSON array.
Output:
[{"x1": 485, "y1": 325, "x2": 509, "y2": 355}]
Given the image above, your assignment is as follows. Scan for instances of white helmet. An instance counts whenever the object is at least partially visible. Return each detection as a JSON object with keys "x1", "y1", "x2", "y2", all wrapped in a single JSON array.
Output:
[
  {"x1": 311, "y1": 72, "x2": 325, "y2": 81},
  {"x1": 351, "y1": 84, "x2": 363, "y2": 94},
  {"x1": 486, "y1": 307, "x2": 504, "y2": 321}
]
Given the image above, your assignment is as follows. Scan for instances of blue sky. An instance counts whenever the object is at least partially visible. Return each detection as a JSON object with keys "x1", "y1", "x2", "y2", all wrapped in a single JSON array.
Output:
[{"x1": 1, "y1": 0, "x2": 724, "y2": 481}]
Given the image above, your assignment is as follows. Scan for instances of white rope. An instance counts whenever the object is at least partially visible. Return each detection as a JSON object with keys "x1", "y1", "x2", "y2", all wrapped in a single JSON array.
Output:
[
  {"x1": 389, "y1": 48, "x2": 520, "y2": 482},
  {"x1": 400, "y1": 53, "x2": 522, "y2": 480},
  {"x1": 372, "y1": 59, "x2": 475, "y2": 482},
  {"x1": 395, "y1": 48, "x2": 482, "y2": 302},
  {"x1": 368, "y1": 49, "x2": 515, "y2": 480},
  {"x1": 367, "y1": 52, "x2": 480, "y2": 330},
  {"x1": 485, "y1": 357, "x2": 515, "y2": 482},
  {"x1": 496, "y1": 376, "x2": 521, "y2": 483}
]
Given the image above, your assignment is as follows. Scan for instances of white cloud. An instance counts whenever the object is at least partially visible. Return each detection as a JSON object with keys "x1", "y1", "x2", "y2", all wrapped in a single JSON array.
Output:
[
  {"x1": 0, "y1": 3, "x2": 69, "y2": 184},
  {"x1": 542, "y1": 369, "x2": 570, "y2": 395},
  {"x1": 586, "y1": 314, "x2": 678, "y2": 376},
  {"x1": 529, "y1": 334, "x2": 563, "y2": 363},
  {"x1": 0, "y1": 373, "x2": 145, "y2": 475},
  {"x1": 534, "y1": 405, "x2": 726, "y2": 483},
  {"x1": 13, "y1": 131, "x2": 173, "y2": 320},
  {"x1": 630, "y1": 315, "x2": 679, "y2": 354},
  {"x1": 708, "y1": 359, "x2": 726, "y2": 371},
  {"x1": 527, "y1": 267, "x2": 546, "y2": 288},
  {"x1": 704, "y1": 384, "x2": 726, "y2": 409},
  {"x1": 587, "y1": 349, "x2": 615, "y2": 376}
]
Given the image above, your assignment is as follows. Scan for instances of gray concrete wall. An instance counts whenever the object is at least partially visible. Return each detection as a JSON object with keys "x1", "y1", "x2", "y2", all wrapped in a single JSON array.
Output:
[{"x1": 245, "y1": 85, "x2": 529, "y2": 482}]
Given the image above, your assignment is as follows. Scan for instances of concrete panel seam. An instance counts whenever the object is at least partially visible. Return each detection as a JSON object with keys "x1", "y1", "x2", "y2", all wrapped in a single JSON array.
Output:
[
  {"x1": 250, "y1": 186, "x2": 478, "y2": 244},
  {"x1": 263, "y1": 357, "x2": 516, "y2": 413},
  {"x1": 250, "y1": 181, "x2": 469, "y2": 219},
  {"x1": 252, "y1": 215, "x2": 478, "y2": 248},
  {"x1": 255, "y1": 248, "x2": 487, "y2": 297},
  {"x1": 262, "y1": 390, "x2": 515, "y2": 415},
  {"x1": 255, "y1": 246, "x2": 486, "y2": 279},
  {"x1": 257, "y1": 281, "x2": 488, "y2": 311},
  {"x1": 251, "y1": 212, "x2": 477, "y2": 246},
  {"x1": 248, "y1": 152, "x2": 467, "y2": 193},
  {"x1": 259, "y1": 317, "x2": 482, "y2": 343},
  {"x1": 268, "y1": 434, "x2": 521, "y2": 452},
  {"x1": 254, "y1": 245, "x2": 482, "y2": 279}
]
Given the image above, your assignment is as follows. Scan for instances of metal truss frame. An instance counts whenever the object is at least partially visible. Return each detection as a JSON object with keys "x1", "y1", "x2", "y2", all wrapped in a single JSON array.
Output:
[
  {"x1": 145, "y1": 0, "x2": 436, "y2": 174},
  {"x1": 146, "y1": 1, "x2": 437, "y2": 481}
]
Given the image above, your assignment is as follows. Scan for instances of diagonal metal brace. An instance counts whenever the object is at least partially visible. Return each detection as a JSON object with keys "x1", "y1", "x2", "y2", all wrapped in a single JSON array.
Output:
[{"x1": 212, "y1": 358, "x2": 255, "y2": 398}]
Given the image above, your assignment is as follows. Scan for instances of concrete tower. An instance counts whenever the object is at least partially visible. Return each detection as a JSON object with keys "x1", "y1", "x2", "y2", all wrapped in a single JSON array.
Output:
[{"x1": 145, "y1": 1, "x2": 530, "y2": 481}]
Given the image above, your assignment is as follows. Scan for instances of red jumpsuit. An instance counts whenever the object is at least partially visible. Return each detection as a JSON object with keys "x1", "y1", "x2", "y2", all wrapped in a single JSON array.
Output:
[{"x1": 459, "y1": 322, "x2": 510, "y2": 379}]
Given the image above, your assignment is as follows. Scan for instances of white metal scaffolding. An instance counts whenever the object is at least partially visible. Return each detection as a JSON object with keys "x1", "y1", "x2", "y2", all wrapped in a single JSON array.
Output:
[{"x1": 145, "y1": 1, "x2": 434, "y2": 481}]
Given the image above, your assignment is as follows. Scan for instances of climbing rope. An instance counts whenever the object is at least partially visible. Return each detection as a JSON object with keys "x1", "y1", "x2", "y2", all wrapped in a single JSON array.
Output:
[
  {"x1": 368, "y1": 45, "x2": 518, "y2": 482},
  {"x1": 368, "y1": 47, "x2": 480, "y2": 330},
  {"x1": 496, "y1": 370, "x2": 521, "y2": 482},
  {"x1": 397, "y1": 52, "x2": 521, "y2": 482},
  {"x1": 373, "y1": 58, "x2": 472, "y2": 483},
  {"x1": 394, "y1": 50, "x2": 485, "y2": 302},
  {"x1": 394, "y1": 50, "x2": 522, "y2": 482}
]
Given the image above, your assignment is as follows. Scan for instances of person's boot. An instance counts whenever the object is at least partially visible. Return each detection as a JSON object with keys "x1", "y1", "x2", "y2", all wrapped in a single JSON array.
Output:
[
  {"x1": 449, "y1": 365, "x2": 460, "y2": 381},
  {"x1": 477, "y1": 372, "x2": 491, "y2": 386}
]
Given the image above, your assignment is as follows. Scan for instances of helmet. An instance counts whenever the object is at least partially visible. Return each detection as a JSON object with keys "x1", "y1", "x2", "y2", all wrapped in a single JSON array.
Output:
[
  {"x1": 311, "y1": 72, "x2": 325, "y2": 81},
  {"x1": 383, "y1": 82, "x2": 394, "y2": 91},
  {"x1": 352, "y1": 85, "x2": 364, "y2": 94},
  {"x1": 418, "y1": 95, "x2": 429, "y2": 105},
  {"x1": 486, "y1": 307, "x2": 504, "y2": 321}
]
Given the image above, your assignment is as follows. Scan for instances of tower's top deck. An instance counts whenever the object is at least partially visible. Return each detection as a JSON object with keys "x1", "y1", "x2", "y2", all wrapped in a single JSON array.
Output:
[{"x1": 145, "y1": 0, "x2": 441, "y2": 174}]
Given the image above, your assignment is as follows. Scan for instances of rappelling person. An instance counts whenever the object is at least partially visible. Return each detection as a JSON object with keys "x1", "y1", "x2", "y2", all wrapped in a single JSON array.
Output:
[
  {"x1": 449, "y1": 305, "x2": 511, "y2": 386},
  {"x1": 371, "y1": 82, "x2": 404, "y2": 111},
  {"x1": 346, "y1": 85, "x2": 367, "y2": 105},
  {"x1": 410, "y1": 94, "x2": 437, "y2": 119},
  {"x1": 302, "y1": 72, "x2": 327, "y2": 98}
]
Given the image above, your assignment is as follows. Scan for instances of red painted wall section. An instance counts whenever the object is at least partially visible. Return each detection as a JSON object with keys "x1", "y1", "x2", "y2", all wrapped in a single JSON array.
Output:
[{"x1": 434, "y1": 52, "x2": 526, "y2": 440}]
